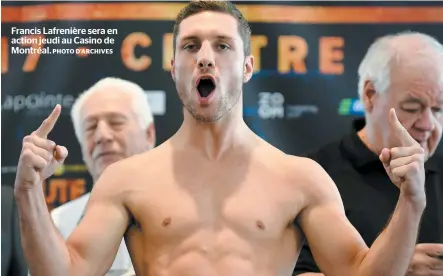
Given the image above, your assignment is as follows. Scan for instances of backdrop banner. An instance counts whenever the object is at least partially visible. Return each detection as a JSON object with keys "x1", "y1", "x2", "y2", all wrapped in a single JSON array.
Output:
[{"x1": 2, "y1": 2, "x2": 443, "y2": 210}]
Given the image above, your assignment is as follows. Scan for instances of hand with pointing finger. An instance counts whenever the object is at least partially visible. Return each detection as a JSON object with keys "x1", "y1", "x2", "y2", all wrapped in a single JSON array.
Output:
[
  {"x1": 15, "y1": 104, "x2": 68, "y2": 190},
  {"x1": 379, "y1": 108, "x2": 426, "y2": 201}
]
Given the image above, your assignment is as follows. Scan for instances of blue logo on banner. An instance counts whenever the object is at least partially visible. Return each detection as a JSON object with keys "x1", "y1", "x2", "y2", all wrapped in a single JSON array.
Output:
[{"x1": 338, "y1": 98, "x2": 364, "y2": 115}]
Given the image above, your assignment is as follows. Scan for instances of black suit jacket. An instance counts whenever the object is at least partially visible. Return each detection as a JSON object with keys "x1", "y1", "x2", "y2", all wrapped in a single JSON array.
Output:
[{"x1": 2, "y1": 185, "x2": 28, "y2": 276}]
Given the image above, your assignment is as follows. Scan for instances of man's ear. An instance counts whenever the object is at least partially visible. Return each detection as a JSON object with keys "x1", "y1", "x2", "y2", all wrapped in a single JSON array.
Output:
[
  {"x1": 243, "y1": 55, "x2": 254, "y2": 83},
  {"x1": 146, "y1": 123, "x2": 156, "y2": 150},
  {"x1": 362, "y1": 80, "x2": 377, "y2": 113},
  {"x1": 171, "y1": 59, "x2": 176, "y2": 82}
]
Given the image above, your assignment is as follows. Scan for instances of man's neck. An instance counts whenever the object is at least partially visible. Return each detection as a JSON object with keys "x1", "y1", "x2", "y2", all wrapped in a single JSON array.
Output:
[
  {"x1": 173, "y1": 102, "x2": 254, "y2": 160},
  {"x1": 357, "y1": 126, "x2": 384, "y2": 155}
]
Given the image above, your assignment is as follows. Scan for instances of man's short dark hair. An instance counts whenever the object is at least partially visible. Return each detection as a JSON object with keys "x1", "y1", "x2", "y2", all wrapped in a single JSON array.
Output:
[{"x1": 173, "y1": 0, "x2": 251, "y2": 57}]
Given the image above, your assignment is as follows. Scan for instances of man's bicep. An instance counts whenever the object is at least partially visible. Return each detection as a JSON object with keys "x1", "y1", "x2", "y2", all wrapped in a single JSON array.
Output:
[
  {"x1": 297, "y1": 160, "x2": 368, "y2": 276},
  {"x1": 65, "y1": 168, "x2": 130, "y2": 275}
]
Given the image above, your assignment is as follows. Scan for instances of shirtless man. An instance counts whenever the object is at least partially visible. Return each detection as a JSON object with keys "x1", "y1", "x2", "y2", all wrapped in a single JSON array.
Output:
[{"x1": 14, "y1": 1, "x2": 427, "y2": 276}]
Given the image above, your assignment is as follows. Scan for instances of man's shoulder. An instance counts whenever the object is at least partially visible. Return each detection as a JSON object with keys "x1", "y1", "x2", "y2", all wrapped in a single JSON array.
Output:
[
  {"x1": 284, "y1": 155, "x2": 330, "y2": 189},
  {"x1": 105, "y1": 142, "x2": 170, "y2": 174},
  {"x1": 284, "y1": 155, "x2": 342, "y2": 207},
  {"x1": 93, "y1": 144, "x2": 171, "y2": 195},
  {"x1": 285, "y1": 155, "x2": 325, "y2": 176}
]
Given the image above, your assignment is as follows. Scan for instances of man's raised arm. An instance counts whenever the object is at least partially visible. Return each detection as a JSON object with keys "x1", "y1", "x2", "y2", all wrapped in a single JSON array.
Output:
[
  {"x1": 14, "y1": 105, "x2": 129, "y2": 276},
  {"x1": 296, "y1": 110, "x2": 425, "y2": 276}
]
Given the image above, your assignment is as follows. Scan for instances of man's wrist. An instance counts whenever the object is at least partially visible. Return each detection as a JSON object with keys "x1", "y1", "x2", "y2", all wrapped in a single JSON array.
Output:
[
  {"x1": 14, "y1": 183, "x2": 42, "y2": 197},
  {"x1": 398, "y1": 190, "x2": 426, "y2": 212}
]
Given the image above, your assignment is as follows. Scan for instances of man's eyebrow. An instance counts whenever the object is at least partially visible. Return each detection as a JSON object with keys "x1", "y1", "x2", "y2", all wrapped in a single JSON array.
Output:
[
  {"x1": 215, "y1": 35, "x2": 234, "y2": 40},
  {"x1": 179, "y1": 34, "x2": 234, "y2": 42},
  {"x1": 400, "y1": 97, "x2": 424, "y2": 104},
  {"x1": 82, "y1": 112, "x2": 127, "y2": 124},
  {"x1": 180, "y1": 35, "x2": 199, "y2": 42}
]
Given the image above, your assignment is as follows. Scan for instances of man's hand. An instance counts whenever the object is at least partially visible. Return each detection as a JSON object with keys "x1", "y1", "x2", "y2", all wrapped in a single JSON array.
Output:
[
  {"x1": 379, "y1": 108, "x2": 426, "y2": 203},
  {"x1": 15, "y1": 104, "x2": 68, "y2": 190},
  {"x1": 407, "y1": 244, "x2": 443, "y2": 276}
]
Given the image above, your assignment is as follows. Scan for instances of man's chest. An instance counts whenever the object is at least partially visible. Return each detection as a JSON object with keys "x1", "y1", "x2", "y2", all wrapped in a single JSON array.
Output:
[{"x1": 126, "y1": 168, "x2": 303, "y2": 245}]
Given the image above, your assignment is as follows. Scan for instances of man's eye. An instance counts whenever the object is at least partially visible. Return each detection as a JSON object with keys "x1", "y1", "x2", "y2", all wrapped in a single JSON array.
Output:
[
  {"x1": 402, "y1": 108, "x2": 420, "y2": 113},
  {"x1": 432, "y1": 107, "x2": 442, "y2": 114},
  {"x1": 184, "y1": 44, "x2": 196, "y2": 51},
  {"x1": 218, "y1": 44, "x2": 230, "y2": 50},
  {"x1": 110, "y1": 121, "x2": 125, "y2": 128},
  {"x1": 86, "y1": 125, "x2": 96, "y2": 131}
]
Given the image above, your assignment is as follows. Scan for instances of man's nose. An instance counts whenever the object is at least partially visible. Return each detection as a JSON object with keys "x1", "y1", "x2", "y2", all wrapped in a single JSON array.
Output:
[
  {"x1": 197, "y1": 41, "x2": 215, "y2": 69},
  {"x1": 415, "y1": 108, "x2": 436, "y2": 132},
  {"x1": 94, "y1": 121, "x2": 114, "y2": 144}
]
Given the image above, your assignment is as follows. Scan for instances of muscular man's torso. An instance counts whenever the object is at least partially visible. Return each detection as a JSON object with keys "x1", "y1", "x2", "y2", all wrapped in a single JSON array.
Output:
[{"x1": 117, "y1": 139, "x2": 307, "y2": 276}]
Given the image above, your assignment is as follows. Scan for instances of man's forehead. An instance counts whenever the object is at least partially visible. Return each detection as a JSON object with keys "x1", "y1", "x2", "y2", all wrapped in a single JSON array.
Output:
[
  {"x1": 84, "y1": 89, "x2": 132, "y2": 105},
  {"x1": 178, "y1": 11, "x2": 239, "y2": 40},
  {"x1": 80, "y1": 90, "x2": 133, "y2": 119},
  {"x1": 398, "y1": 91, "x2": 443, "y2": 106},
  {"x1": 83, "y1": 111, "x2": 127, "y2": 122}
]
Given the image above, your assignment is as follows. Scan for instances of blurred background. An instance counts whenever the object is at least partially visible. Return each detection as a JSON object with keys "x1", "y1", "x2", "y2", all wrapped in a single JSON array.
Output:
[{"x1": 2, "y1": 0, "x2": 443, "y2": 211}]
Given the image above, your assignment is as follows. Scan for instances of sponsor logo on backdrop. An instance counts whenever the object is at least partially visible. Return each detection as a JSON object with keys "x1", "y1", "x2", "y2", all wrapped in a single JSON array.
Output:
[
  {"x1": 2, "y1": 90, "x2": 166, "y2": 114},
  {"x1": 250, "y1": 92, "x2": 319, "y2": 120},
  {"x1": 243, "y1": 92, "x2": 319, "y2": 139},
  {"x1": 285, "y1": 105, "x2": 319, "y2": 119},
  {"x1": 2, "y1": 92, "x2": 75, "y2": 113},
  {"x1": 338, "y1": 98, "x2": 364, "y2": 116},
  {"x1": 2, "y1": 164, "x2": 90, "y2": 211},
  {"x1": 43, "y1": 177, "x2": 88, "y2": 211},
  {"x1": 1, "y1": 166, "x2": 18, "y2": 174},
  {"x1": 257, "y1": 92, "x2": 285, "y2": 119},
  {"x1": 146, "y1": 90, "x2": 166, "y2": 115}
]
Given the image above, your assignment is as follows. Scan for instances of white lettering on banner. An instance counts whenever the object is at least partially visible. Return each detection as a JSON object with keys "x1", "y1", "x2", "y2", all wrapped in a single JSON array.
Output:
[
  {"x1": 146, "y1": 90, "x2": 166, "y2": 115},
  {"x1": 285, "y1": 105, "x2": 319, "y2": 118},
  {"x1": 2, "y1": 92, "x2": 75, "y2": 112},
  {"x1": 352, "y1": 99, "x2": 364, "y2": 113},
  {"x1": 1, "y1": 166, "x2": 17, "y2": 174},
  {"x1": 258, "y1": 92, "x2": 285, "y2": 119}
]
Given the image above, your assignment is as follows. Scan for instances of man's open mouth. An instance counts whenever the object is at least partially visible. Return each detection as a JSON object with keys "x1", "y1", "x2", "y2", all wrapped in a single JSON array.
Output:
[{"x1": 197, "y1": 76, "x2": 216, "y2": 98}]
